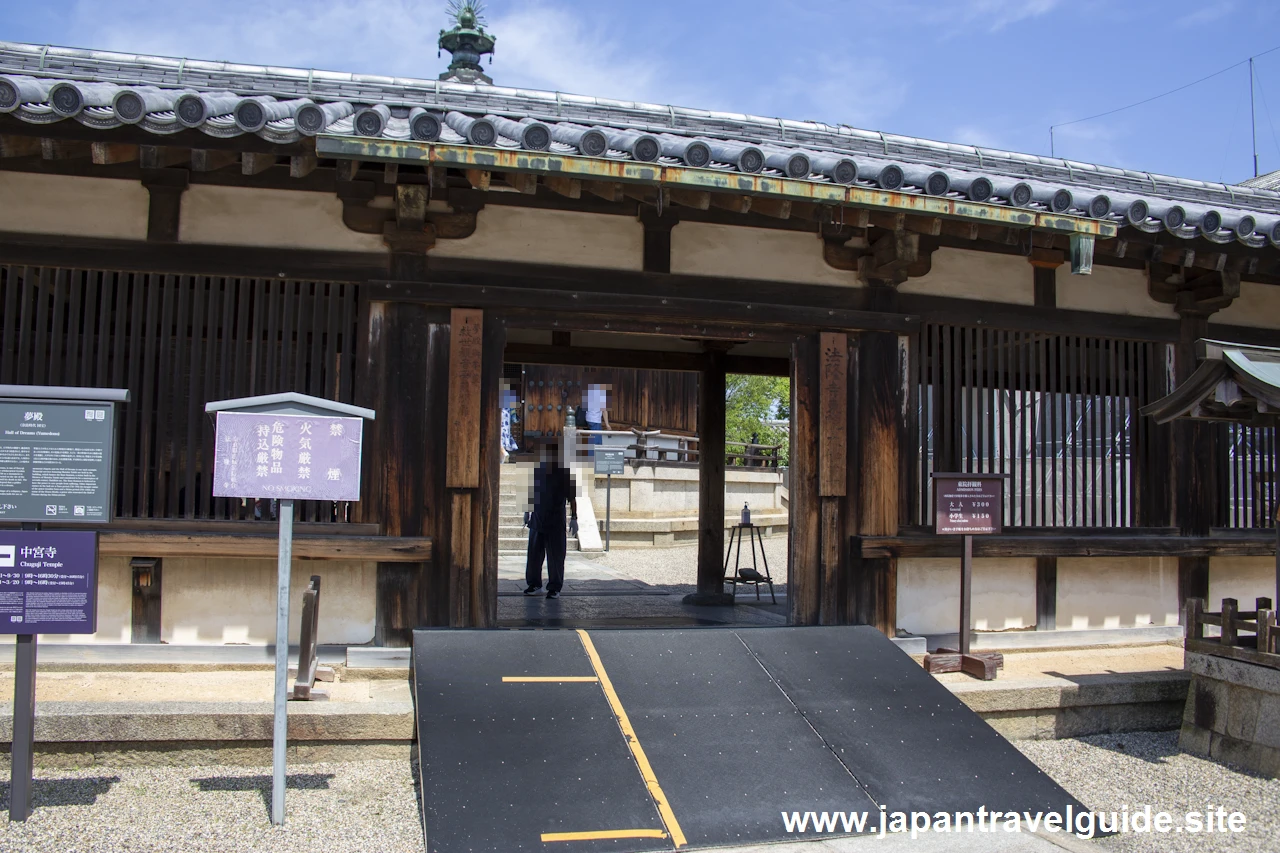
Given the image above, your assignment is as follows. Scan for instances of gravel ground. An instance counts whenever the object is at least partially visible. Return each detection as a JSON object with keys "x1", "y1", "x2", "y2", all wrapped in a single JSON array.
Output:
[
  {"x1": 0, "y1": 760, "x2": 424, "y2": 853},
  {"x1": 592, "y1": 536, "x2": 790, "y2": 587},
  {"x1": 1018, "y1": 731, "x2": 1280, "y2": 853},
  {"x1": 3, "y1": 732, "x2": 1276, "y2": 852}
]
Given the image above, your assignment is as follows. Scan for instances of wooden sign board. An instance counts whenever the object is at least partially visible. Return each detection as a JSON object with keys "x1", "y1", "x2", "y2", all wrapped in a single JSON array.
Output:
[
  {"x1": 447, "y1": 308, "x2": 484, "y2": 489},
  {"x1": 933, "y1": 474, "x2": 1004, "y2": 535},
  {"x1": 818, "y1": 332, "x2": 847, "y2": 497}
]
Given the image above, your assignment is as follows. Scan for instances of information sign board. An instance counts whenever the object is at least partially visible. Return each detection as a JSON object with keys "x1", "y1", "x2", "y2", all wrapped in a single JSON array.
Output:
[
  {"x1": 0, "y1": 530, "x2": 97, "y2": 635},
  {"x1": 933, "y1": 476, "x2": 1004, "y2": 535},
  {"x1": 0, "y1": 401, "x2": 116, "y2": 523},
  {"x1": 594, "y1": 448, "x2": 625, "y2": 475},
  {"x1": 212, "y1": 412, "x2": 363, "y2": 502}
]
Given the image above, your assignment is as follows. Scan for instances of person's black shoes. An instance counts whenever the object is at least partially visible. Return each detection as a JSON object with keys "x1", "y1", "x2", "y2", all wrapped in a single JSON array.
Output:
[
  {"x1": 546, "y1": 590, "x2": 559, "y2": 599},
  {"x1": 523, "y1": 585, "x2": 543, "y2": 596}
]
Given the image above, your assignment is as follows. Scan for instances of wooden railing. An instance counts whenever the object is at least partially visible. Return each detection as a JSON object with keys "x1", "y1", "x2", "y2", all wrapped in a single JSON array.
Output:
[
  {"x1": 1186, "y1": 596, "x2": 1279, "y2": 668},
  {"x1": 574, "y1": 429, "x2": 780, "y2": 468}
]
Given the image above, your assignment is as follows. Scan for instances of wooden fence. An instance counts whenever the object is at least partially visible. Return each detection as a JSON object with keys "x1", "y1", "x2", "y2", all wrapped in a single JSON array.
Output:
[{"x1": 1186, "y1": 596, "x2": 1279, "y2": 668}]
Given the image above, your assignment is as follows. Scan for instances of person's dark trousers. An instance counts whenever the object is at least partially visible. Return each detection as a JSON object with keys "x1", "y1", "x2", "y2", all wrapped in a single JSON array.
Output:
[
  {"x1": 525, "y1": 524, "x2": 568, "y2": 593},
  {"x1": 587, "y1": 421, "x2": 603, "y2": 446}
]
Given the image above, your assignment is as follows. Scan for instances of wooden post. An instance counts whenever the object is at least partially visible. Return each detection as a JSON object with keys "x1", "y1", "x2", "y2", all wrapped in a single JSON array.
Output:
[
  {"x1": 789, "y1": 334, "x2": 821, "y2": 625},
  {"x1": 446, "y1": 308, "x2": 484, "y2": 627},
  {"x1": 688, "y1": 344, "x2": 730, "y2": 604},
  {"x1": 1174, "y1": 311, "x2": 1214, "y2": 611},
  {"x1": 362, "y1": 302, "x2": 451, "y2": 644},
  {"x1": 960, "y1": 535, "x2": 973, "y2": 655},
  {"x1": 1035, "y1": 556, "x2": 1057, "y2": 631},
  {"x1": 850, "y1": 330, "x2": 903, "y2": 635},
  {"x1": 818, "y1": 332, "x2": 848, "y2": 625},
  {"x1": 1221, "y1": 597, "x2": 1239, "y2": 646},
  {"x1": 470, "y1": 314, "x2": 505, "y2": 627}
]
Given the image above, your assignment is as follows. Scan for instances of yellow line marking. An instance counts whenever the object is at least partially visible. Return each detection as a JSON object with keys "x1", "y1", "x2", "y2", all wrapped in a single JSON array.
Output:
[
  {"x1": 501, "y1": 676, "x2": 599, "y2": 683},
  {"x1": 541, "y1": 829, "x2": 668, "y2": 842},
  {"x1": 576, "y1": 629, "x2": 687, "y2": 849}
]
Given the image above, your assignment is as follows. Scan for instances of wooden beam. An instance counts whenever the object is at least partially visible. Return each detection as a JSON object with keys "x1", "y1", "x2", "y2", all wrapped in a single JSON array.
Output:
[
  {"x1": 465, "y1": 169, "x2": 491, "y2": 191},
  {"x1": 335, "y1": 158, "x2": 360, "y2": 182},
  {"x1": 98, "y1": 532, "x2": 432, "y2": 561},
  {"x1": 241, "y1": 152, "x2": 276, "y2": 175},
  {"x1": 41, "y1": 139, "x2": 91, "y2": 160},
  {"x1": 0, "y1": 135, "x2": 41, "y2": 158},
  {"x1": 710, "y1": 193, "x2": 752, "y2": 215},
  {"x1": 585, "y1": 181, "x2": 622, "y2": 203},
  {"x1": 669, "y1": 188, "x2": 711, "y2": 210},
  {"x1": 858, "y1": 532, "x2": 1276, "y2": 559},
  {"x1": 471, "y1": 313, "x2": 505, "y2": 627},
  {"x1": 290, "y1": 154, "x2": 318, "y2": 178},
  {"x1": 504, "y1": 172, "x2": 538, "y2": 194},
  {"x1": 138, "y1": 145, "x2": 188, "y2": 169},
  {"x1": 90, "y1": 142, "x2": 138, "y2": 165},
  {"x1": 543, "y1": 175, "x2": 582, "y2": 199},
  {"x1": 752, "y1": 197, "x2": 792, "y2": 219},
  {"x1": 191, "y1": 149, "x2": 238, "y2": 172}
]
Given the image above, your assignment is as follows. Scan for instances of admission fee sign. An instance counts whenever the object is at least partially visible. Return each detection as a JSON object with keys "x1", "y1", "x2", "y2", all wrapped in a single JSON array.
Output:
[
  {"x1": 929, "y1": 473, "x2": 1009, "y2": 680},
  {"x1": 0, "y1": 529, "x2": 98, "y2": 634},
  {"x1": 207, "y1": 394, "x2": 373, "y2": 827}
]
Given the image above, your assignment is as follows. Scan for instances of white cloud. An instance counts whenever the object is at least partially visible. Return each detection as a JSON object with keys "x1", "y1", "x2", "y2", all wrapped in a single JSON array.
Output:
[
  {"x1": 902, "y1": 0, "x2": 1061, "y2": 32},
  {"x1": 1175, "y1": 0, "x2": 1235, "y2": 28},
  {"x1": 757, "y1": 55, "x2": 909, "y2": 130}
]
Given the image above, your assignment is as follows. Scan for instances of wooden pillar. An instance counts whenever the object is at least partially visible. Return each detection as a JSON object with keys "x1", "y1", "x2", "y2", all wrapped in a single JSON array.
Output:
[
  {"x1": 1030, "y1": 250, "x2": 1061, "y2": 630},
  {"x1": 688, "y1": 345, "x2": 730, "y2": 604},
  {"x1": 849, "y1": 329, "x2": 904, "y2": 635},
  {"x1": 470, "y1": 313, "x2": 505, "y2": 627},
  {"x1": 1175, "y1": 308, "x2": 1215, "y2": 609},
  {"x1": 789, "y1": 333, "x2": 822, "y2": 625},
  {"x1": 362, "y1": 301, "x2": 451, "y2": 645},
  {"x1": 818, "y1": 332, "x2": 849, "y2": 625},
  {"x1": 446, "y1": 308, "x2": 484, "y2": 628}
]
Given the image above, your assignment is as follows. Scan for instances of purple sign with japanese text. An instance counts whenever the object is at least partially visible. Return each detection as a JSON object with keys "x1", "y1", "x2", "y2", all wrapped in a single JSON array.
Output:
[
  {"x1": 212, "y1": 412, "x2": 363, "y2": 501},
  {"x1": 0, "y1": 530, "x2": 98, "y2": 634}
]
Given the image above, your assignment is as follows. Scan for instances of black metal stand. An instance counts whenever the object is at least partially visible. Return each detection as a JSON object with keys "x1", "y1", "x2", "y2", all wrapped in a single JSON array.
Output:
[
  {"x1": 10, "y1": 633, "x2": 36, "y2": 822},
  {"x1": 722, "y1": 523, "x2": 776, "y2": 604}
]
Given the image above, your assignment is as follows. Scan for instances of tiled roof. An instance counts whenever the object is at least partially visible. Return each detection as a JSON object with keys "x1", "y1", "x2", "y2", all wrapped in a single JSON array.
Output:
[
  {"x1": 2, "y1": 41, "x2": 1278, "y2": 248},
  {"x1": 1239, "y1": 170, "x2": 1280, "y2": 193}
]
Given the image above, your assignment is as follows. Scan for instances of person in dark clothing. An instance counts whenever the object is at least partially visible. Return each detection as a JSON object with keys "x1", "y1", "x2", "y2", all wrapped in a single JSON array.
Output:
[{"x1": 524, "y1": 442, "x2": 578, "y2": 599}]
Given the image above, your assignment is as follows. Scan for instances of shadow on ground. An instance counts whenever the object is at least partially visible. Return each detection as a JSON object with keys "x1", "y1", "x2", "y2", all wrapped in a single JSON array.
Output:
[
  {"x1": 193, "y1": 772, "x2": 335, "y2": 814},
  {"x1": 0, "y1": 775, "x2": 120, "y2": 810}
]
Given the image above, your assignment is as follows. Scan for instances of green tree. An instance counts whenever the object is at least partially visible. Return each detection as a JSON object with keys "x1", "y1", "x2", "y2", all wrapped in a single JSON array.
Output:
[{"x1": 725, "y1": 374, "x2": 790, "y2": 466}]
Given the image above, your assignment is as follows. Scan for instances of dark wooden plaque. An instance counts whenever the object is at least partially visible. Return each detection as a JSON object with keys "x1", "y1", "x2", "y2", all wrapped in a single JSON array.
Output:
[
  {"x1": 447, "y1": 308, "x2": 484, "y2": 489},
  {"x1": 933, "y1": 475, "x2": 1004, "y2": 535}
]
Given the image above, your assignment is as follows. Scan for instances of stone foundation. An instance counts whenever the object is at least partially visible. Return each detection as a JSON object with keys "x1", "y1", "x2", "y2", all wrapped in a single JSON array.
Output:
[{"x1": 1178, "y1": 651, "x2": 1280, "y2": 778}]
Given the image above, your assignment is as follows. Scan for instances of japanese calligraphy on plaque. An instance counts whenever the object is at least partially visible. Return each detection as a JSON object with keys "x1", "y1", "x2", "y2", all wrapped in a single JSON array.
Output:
[
  {"x1": 447, "y1": 308, "x2": 484, "y2": 489},
  {"x1": 212, "y1": 412, "x2": 363, "y2": 501},
  {"x1": 818, "y1": 332, "x2": 847, "y2": 497}
]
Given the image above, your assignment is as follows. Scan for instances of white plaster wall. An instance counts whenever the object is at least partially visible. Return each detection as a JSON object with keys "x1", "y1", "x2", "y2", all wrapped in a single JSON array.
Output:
[
  {"x1": 432, "y1": 206, "x2": 643, "y2": 270},
  {"x1": 1209, "y1": 557, "x2": 1276, "y2": 608},
  {"x1": 1055, "y1": 263, "x2": 1176, "y2": 319},
  {"x1": 898, "y1": 248, "x2": 1034, "y2": 305},
  {"x1": 160, "y1": 558, "x2": 376, "y2": 645},
  {"x1": 179, "y1": 185, "x2": 387, "y2": 252},
  {"x1": 896, "y1": 558, "x2": 1036, "y2": 636},
  {"x1": 1057, "y1": 557, "x2": 1179, "y2": 629},
  {"x1": 0, "y1": 172, "x2": 148, "y2": 240},
  {"x1": 588, "y1": 466, "x2": 784, "y2": 515},
  {"x1": 1214, "y1": 282, "x2": 1280, "y2": 331},
  {"x1": 26, "y1": 555, "x2": 133, "y2": 644},
  {"x1": 670, "y1": 221, "x2": 857, "y2": 286}
]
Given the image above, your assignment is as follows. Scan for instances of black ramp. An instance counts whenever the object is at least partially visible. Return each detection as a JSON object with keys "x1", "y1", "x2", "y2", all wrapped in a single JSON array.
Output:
[
  {"x1": 414, "y1": 630, "x2": 668, "y2": 853},
  {"x1": 586, "y1": 629, "x2": 877, "y2": 848},
  {"x1": 739, "y1": 626, "x2": 1087, "y2": 817}
]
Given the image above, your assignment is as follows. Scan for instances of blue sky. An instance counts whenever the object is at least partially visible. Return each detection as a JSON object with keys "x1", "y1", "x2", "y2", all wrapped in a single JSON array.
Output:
[{"x1": 6, "y1": 0, "x2": 1280, "y2": 184}]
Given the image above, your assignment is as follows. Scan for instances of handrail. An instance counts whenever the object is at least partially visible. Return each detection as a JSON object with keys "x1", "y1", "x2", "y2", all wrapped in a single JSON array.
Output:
[{"x1": 572, "y1": 428, "x2": 781, "y2": 467}]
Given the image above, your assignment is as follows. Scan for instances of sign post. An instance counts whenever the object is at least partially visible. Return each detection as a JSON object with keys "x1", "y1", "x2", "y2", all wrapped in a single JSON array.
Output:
[
  {"x1": 925, "y1": 473, "x2": 1009, "y2": 681},
  {"x1": 206, "y1": 393, "x2": 374, "y2": 827},
  {"x1": 0, "y1": 384, "x2": 126, "y2": 822},
  {"x1": 594, "y1": 448, "x2": 624, "y2": 552}
]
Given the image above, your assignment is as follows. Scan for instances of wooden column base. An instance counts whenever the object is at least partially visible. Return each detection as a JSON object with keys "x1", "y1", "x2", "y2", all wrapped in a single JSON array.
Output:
[{"x1": 923, "y1": 650, "x2": 1005, "y2": 681}]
